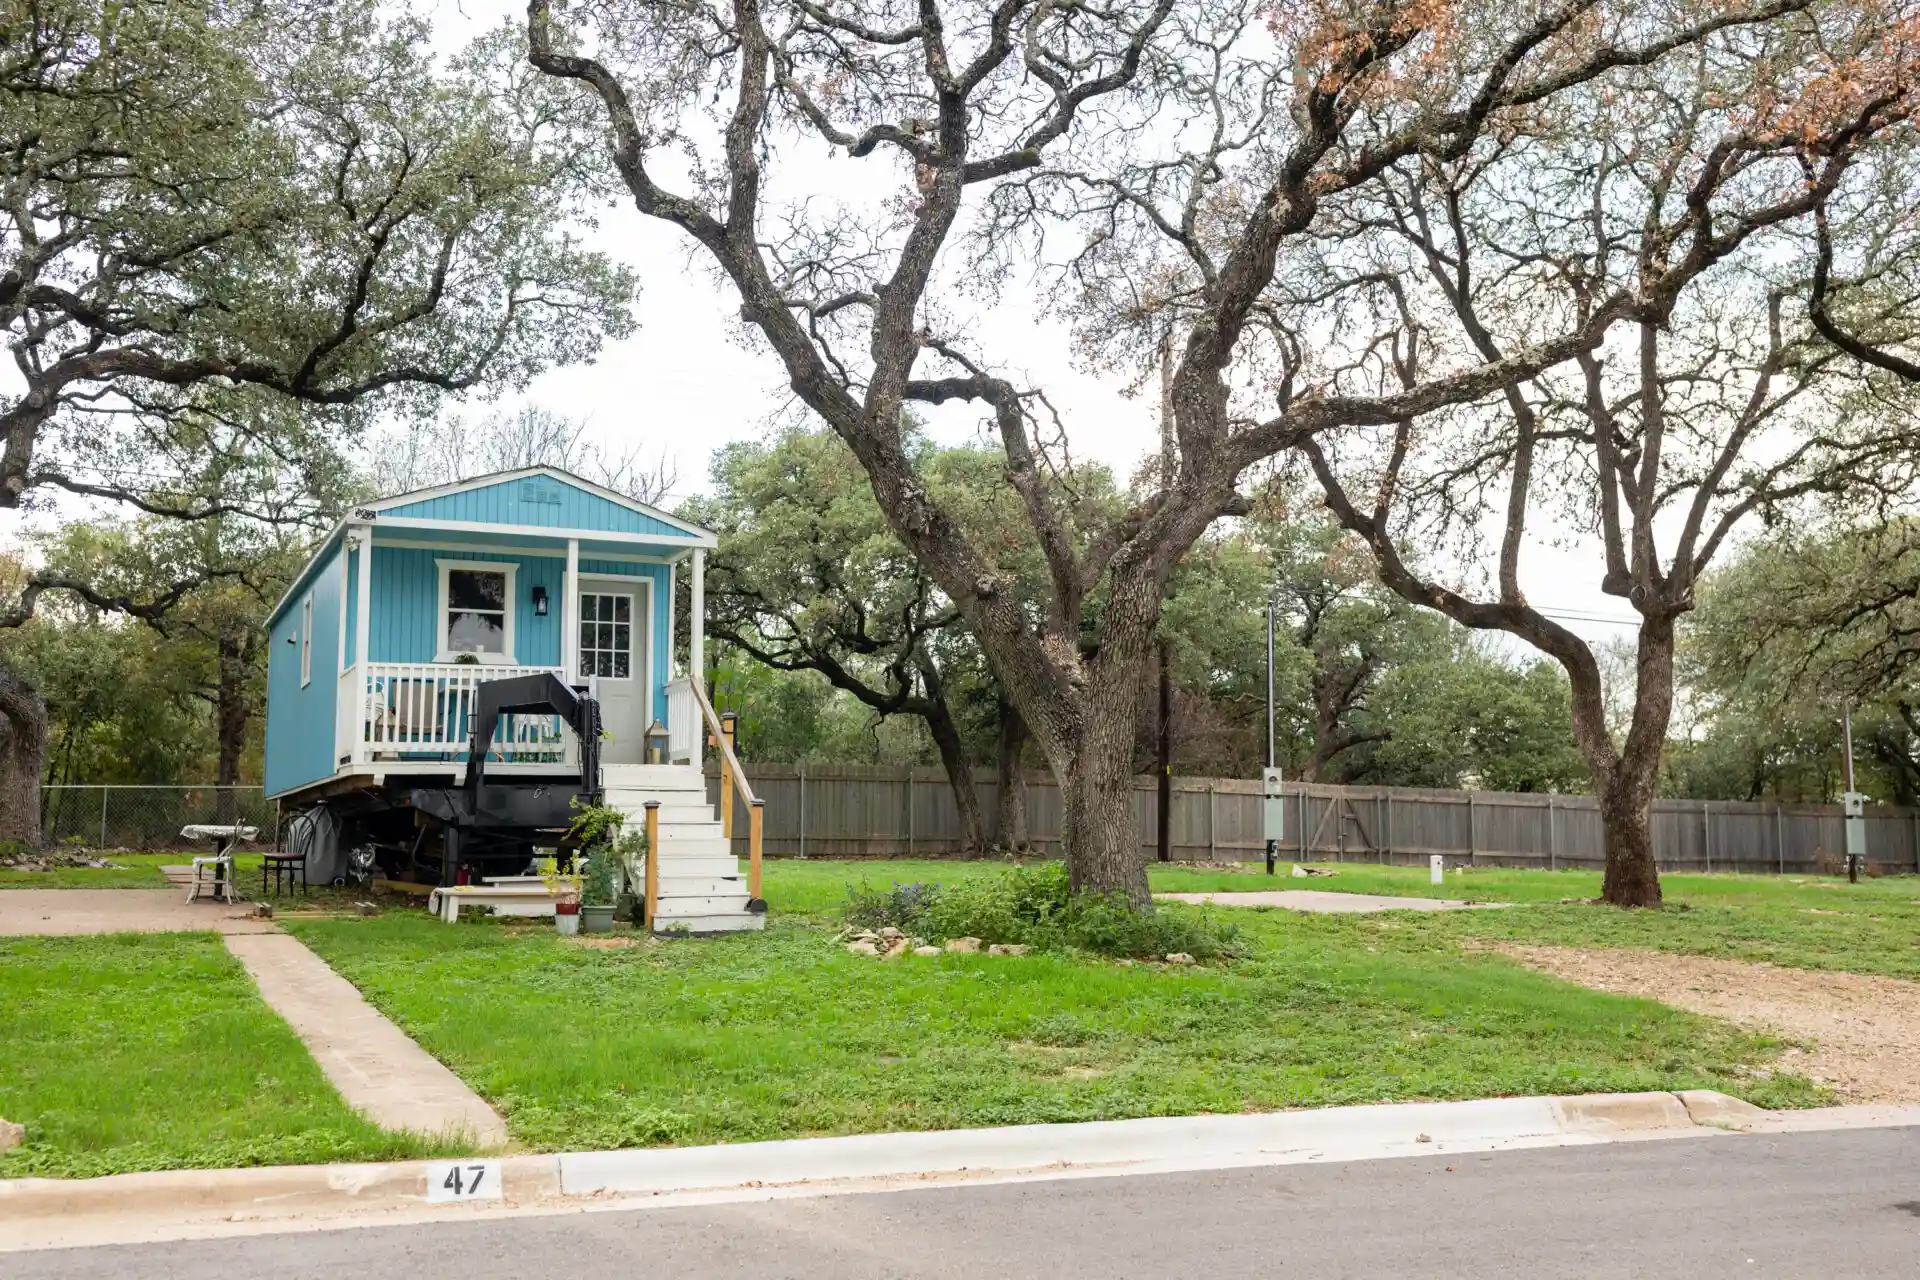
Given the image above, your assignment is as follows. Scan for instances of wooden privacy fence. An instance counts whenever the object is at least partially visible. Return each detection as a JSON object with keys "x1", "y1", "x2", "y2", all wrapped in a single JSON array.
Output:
[{"x1": 712, "y1": 764, "x2": 1920, "y2": 874}]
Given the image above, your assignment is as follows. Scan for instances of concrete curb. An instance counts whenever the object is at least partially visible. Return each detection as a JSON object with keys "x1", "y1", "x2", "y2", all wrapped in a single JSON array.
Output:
[{"x1": 7, "y1": 1091, "x2": 1918, "y2": 1251}]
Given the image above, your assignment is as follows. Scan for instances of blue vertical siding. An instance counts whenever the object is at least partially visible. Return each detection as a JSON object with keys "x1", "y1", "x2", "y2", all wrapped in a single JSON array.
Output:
[
  {"x1": 381, "y1": 474, "x2": 696, "y2": 540},
  {"x1": 265, "y1": 544, "x2": 343, "y2": 796},
  {"x1": 343, "y1": 550, "x2": 358, "y2": 667},
  {"x1": 579, "y1": 558, "x2": 672, "y2": 724},
  {"x1": 369, "y1": 546, "x2": 565, "y2": 665}
]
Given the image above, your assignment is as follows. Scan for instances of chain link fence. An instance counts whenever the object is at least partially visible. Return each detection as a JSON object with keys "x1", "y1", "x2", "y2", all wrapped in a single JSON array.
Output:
[{"x1": 41, "y1": 786, "x2": 276, "y2": 851}]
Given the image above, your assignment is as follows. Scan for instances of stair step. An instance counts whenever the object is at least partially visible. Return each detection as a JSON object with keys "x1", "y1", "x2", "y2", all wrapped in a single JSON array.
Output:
[
  {"x1": 650, "y1": 837, "x2": 731, "y2": 859},
  {"x1": 655, "y1": 823, "x2": 724, "y2": 842},
  {"x1": 653, "y1": 892, "x2": 755, "y2": 916},
  {"x1": 656, "y1": 874, "x2": 745, "y2": 897},
  {"x1": 649, "y1": 855, "x2": 741, "y2": 878},
  {"x1": 599, "y1": 771, "x2": 706, "y2": 790},
  {"x1": 649, "y1": 913, "x2": 766, "y2": 935}
]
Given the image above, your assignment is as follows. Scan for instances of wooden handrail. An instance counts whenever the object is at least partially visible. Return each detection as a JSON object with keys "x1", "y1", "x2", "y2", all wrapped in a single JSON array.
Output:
[
  {"x1": 687, "y1": 679, "x2": 763, "y2": 905},
  {"x1": 688, "y1": 678, "x2": 756, "y2": 808}
]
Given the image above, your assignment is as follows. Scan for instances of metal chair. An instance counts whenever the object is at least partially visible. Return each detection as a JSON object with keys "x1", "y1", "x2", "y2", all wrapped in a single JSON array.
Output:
[{"x1": 261, "y1": 847, "x2": 307, "y2": 897}]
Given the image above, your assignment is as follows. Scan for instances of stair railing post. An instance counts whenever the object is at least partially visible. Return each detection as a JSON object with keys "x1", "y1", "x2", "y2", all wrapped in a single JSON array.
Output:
[
  {"x1": 748, "y1": 799, "x2": 765, "y2": 900},
  {"x1": 717, "y1": 712, "x2": 737, "y2": 841},
  {"x1": 643, "y1": 802, "x2": 661, "y2": 931}
]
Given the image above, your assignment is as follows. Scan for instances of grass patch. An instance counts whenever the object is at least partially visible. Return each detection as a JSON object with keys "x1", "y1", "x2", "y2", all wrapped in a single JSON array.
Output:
[
  {"x1": 290, "y1": 895, "x2": 1825, "y2": 1156},
  {"x1": 0, "y1": 933, "x2": 452, "y2": 1178},
  {"x1": 1151, "y1": 860, "x2": 1920, "y2": 982}
]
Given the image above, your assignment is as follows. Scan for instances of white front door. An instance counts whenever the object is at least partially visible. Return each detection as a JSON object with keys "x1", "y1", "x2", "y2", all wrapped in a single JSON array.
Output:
[{"x1": 576, "y1": 578, "x2": 650, "y2": 764}]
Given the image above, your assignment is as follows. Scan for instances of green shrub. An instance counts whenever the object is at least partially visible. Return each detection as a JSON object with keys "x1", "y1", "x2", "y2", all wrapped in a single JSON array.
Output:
[
  {"x1": 843, "y1": 880, "x2": 941, "y2": 932},
  {"x1": 843, "y1": 861, "x2": 1241, "y2": 961},
  {"x1": 1044, "y1": 893, "x2": 1242, "y2": 961}
]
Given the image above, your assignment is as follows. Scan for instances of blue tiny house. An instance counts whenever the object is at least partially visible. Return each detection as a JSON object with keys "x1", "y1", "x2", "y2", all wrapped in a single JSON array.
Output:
[
  {"x1": 265, "y1": 467, "x2": 715, "y2": 798},
  {"x1": 264, "y1": 466, "x2": 764, "y2": 931}
]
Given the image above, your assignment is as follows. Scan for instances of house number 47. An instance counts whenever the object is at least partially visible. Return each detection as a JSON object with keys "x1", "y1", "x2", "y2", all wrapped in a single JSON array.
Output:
[{"x1": 427, "y1": 1159, "x2": 503, "y2": 1203}]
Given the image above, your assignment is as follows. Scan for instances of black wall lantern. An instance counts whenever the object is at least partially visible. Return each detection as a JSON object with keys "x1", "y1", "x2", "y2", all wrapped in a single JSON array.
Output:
[{"x1": 531, "y1": 585, "x2": 549, "y2": 617}]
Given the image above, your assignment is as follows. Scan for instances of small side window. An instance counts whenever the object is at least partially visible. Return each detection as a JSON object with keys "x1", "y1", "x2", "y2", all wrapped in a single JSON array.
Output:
[{"x1": 300, "y1": 595, "x2": 313, "y2": 687}]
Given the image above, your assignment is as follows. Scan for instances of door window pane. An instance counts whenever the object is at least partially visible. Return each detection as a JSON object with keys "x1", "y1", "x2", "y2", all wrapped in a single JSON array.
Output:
[{"x1": 579, "y1": 592, "x2": 636, "y2": 680}]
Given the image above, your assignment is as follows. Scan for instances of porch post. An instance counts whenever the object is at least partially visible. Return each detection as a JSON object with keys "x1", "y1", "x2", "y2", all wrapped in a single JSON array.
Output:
[
  {"x1": 690, "y1": 547, "x2": 706, "y2": 691},
  {"x1": 353, "y1": 525, "x2": 373, "y2": 764},
  {"x1": 563, "y1": 538, "x2": 580, "y2": 681}
]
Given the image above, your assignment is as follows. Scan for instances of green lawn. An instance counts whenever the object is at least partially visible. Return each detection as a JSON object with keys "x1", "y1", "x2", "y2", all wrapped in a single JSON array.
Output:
[
  {"x1": 1147, "y1": 860, "x2": 1920, "y2": 981},
  {"x1": 290, "y1": 892, "x2": 1826, "y2": 1155},
  {"x1": 0, "y1": 852, "x2": 181, "y2": 888},
  {"x1": 0, "y1": 933, "x2": 453, "y2": 1179}
]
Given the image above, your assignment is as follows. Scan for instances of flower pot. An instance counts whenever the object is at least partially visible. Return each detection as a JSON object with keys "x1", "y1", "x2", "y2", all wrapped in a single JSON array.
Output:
[
  {"x1": 580, "y1": 904, "x2": 616, "y2": 934},
  {"x1": 555, "y1": 901, "x2": 580, "y2": 936}
]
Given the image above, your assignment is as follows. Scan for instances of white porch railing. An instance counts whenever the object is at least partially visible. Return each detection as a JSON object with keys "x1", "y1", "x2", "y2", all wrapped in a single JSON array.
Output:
[
  {"x1": 346, "y1": 662, "x2": 573, "y2": 764},
  {"x1": 665, "y1": 677, "x2": 698, "y2": 764}
]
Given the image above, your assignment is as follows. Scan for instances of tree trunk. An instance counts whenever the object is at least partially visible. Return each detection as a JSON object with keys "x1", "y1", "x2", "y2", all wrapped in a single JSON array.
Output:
[
  {"x1": 1595, "y1": 766, "x2": 1662, "y2": 907},
  {"x1": 992, "y1": 699, "x2": 1030, "y2": 850},
  {"x1": 910, "y1": 667, "x2": 983, "y2": 855},
  {"x1": 0, "y1": 662, "x2": 47, "y2": 848},
  {"x1": 1564, "y1": 618, "x2": 1673, "y2": 908},
  {"x1": 1052, "y1": 658, "x2": 1151, "y2": 905},
  {"x1": 214, "y1": 635, "x2": 249, "y2": 824}
]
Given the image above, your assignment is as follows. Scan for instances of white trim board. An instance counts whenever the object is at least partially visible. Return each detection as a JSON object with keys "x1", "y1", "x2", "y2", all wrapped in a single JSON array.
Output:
[
  {"x1": 364, "y1": 465, "x2": 717, "y2": 544},
  {"x1": 373, "y1": 535, "x2": 687, "y2": 566},
  {"x1": 368, "y1": 514, "x2": 716, "y2": 551}
]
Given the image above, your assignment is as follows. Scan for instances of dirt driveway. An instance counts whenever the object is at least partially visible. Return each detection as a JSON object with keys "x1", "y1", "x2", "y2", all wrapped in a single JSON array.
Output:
[
  {"x1": 0, "y1": 889, "x2": 272, "y2": 936},
  {"x1": 1496, "y1": 944, "x2": 1920, "y2": 1105}
]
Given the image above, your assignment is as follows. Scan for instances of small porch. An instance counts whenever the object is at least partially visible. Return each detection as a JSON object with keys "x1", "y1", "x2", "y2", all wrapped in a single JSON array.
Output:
[{"x1": 327, "y1": 517, "x2": 715, "y2": 784}]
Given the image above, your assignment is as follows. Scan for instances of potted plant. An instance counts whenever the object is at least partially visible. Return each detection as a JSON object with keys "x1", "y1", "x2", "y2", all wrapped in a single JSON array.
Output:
[
  {"x1": 579, "y1": 852, "x2": 616, "y2": 933},
  {"x1": 567, "y1": 798, "x2": 626, "y2": 935},
  {"x1": 538, "y1": 853, "x2": 583, "y2": 936}
]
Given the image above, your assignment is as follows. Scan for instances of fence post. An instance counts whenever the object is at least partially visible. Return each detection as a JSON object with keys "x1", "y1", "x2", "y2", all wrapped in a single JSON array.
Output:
[
  {"x1": 1703, "y1": 803, "x2": 1712, "y2": 873},
  {"x1": 1913, "y1": 807, "x2": 1919, "y2": 874},
  {"x1": 1466, "y1": 792, "x2": 1476, "y2": 865},
  {"x1": 1776, "y1": 803, "x2": 1785, "y2": 875},
  {"x1": 1297, "y1": 787, "x2": 1308, "y2": 859},
  {"x1": 1207, "y1": 782, "x2": 1217, "y2": 860},
  {"x1": 1385, "y1": 792, "x2": 1393, "y2": 863},
  {"x1": 1547, "y1": 795, "x2": 1557, "y2": 872},
  {"x1": 99, "y1": 787, "x2": 108, "y2": 849},
  {"x1": 905, "y1": 771, "x2": 914, "y2": 859},
  {"x1": 798, "y1": 767, "x2": 807, "y2": 860}
]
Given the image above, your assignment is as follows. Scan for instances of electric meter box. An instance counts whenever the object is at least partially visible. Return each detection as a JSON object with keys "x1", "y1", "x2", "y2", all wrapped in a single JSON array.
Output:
[
  {"x1": 1262, "y1": 768, "x2": 1286, "y2": 842},
  {"x1": 1843, "y1": 791, "x2": 1868, "y2": 857}
]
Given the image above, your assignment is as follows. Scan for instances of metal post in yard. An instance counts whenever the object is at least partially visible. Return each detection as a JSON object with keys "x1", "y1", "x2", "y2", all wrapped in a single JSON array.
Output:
[
  {"x1": 99, "y1": 787, "x2": 108, "y2": 850},
  {"x1": 1207, "y1": 782, "x2": 1217, "y2": 861}
]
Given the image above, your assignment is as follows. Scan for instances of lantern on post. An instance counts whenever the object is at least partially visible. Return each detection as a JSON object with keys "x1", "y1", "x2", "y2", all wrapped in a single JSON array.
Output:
[{"x1": 645, "y1": 718, "x2": 669, "y2": 764}]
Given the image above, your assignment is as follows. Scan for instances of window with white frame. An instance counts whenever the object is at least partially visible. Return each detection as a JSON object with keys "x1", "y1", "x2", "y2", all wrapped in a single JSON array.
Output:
[
  {"x1": 436, "y1": 560, "x2": 517, "y2": 662},
  {"x1": 299, "y1": 594, "x2": 313, "y2": 687}
]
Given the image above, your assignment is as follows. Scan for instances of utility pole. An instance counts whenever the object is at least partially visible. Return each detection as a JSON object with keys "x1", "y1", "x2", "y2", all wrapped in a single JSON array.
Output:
[
  {"x1": 1264, "y1": 596, "x2": 1280, "y2": 876},
  {"x1": 1157, "y1": 638, "x2": 1172, "y2": 863}
]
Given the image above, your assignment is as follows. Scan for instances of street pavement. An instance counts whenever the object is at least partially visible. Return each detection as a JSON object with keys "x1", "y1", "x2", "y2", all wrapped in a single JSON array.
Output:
[{"x1": 13, "y1": 1126, "x2": 1920, "y2": 1278}]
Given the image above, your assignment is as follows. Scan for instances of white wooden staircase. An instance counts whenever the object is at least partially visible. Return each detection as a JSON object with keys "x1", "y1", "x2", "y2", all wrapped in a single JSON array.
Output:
[{"x1": 601, "y1": 763, "x2": 765, "y2": 934}]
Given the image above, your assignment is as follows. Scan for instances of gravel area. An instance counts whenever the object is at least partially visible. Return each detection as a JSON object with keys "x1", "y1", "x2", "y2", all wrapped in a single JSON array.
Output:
[{"x1": 1495, "y1": 944, "x2": 1920, "y2": 1104}]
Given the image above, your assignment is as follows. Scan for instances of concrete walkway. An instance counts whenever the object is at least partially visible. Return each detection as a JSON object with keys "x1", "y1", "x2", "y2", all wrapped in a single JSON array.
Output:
[
  {"x1": 0, "y1": 889, "x2": 274, "y2": 936},
  {"x1": 221, "y1": 934, "x2": 508, "y2": 1148},
  {"x1": 1156, "y1": 889, "x2": 1502, "y2": 913}
]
